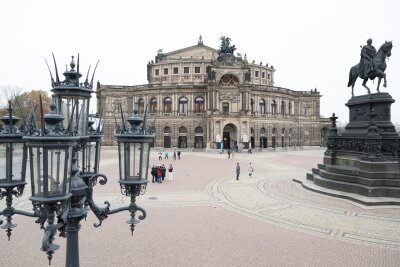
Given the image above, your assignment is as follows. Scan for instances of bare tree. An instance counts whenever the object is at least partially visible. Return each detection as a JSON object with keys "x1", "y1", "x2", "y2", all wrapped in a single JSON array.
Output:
[
  {"x1": 0, "y1": 88, "x2": 50, "y2": 127},
  {"x1": 0, "y1": 85, "x2": 24, "y2": 108}
]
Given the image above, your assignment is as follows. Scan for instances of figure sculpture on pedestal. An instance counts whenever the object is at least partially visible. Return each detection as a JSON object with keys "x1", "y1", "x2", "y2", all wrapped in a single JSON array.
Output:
[{"x1": 347, "y1": 39, "x2": 393, "y2": 96}]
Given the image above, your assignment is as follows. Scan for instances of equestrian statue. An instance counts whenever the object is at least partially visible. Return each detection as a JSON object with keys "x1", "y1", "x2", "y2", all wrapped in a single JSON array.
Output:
[{"x1": 348, "y1": 39, "x2": 393, "y2": 97}]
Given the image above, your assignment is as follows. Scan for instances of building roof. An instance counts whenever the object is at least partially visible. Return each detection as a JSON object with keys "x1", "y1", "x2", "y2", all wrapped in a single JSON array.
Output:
[{"x1": 160, "y1": 44, "x2": 218, "y2": 61}]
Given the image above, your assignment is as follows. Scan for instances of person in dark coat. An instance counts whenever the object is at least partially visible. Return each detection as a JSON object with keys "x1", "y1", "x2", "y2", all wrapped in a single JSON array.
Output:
[
  {"x1": 236, "y1": 163, "x2": 240, "y2": 180},
  {"x1": 177, "y1": 151, "x2": 181, "y2": 160},
  {"x1": 151, "y1": 165, "x2": 156, "y2": 183},
  {"x1": 161, "y1": 164, "x2": 166, "y2": 181}
]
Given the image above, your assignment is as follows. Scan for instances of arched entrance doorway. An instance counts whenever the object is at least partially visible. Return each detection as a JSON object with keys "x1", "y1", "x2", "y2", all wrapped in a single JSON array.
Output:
[
  {"x1": 272, "y1": 128, "x2": 277, "y2": 148},
  {"x1": 250, "y1": 127, "x2": 255, "y2": 149},
  {"x1": 164, "y1": 127, "x2": 172, "y2": 148},
  {"x1": 260, "y1": 127, "x2": 267, "y2": 148},
  {"x1": 223, "y1": 123, "x2": 238, "y2": 150},
  {"x1": 178, "y1": 126, "x2": 187, "y2": 148},
  {"x1": 194, "y1": 126, "x2": 204, "y2": 149}
]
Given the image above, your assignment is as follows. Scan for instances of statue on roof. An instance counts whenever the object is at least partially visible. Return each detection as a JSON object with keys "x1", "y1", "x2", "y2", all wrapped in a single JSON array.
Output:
[
  {"x1": 198, "y1": 35, "x2": 203, "y2": 46},
  {"x1": 218, "y1": 36, "x2": 236, "y2": 55}
]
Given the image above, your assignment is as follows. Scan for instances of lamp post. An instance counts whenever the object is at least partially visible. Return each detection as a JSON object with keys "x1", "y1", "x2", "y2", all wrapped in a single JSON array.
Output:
[
  {"x1": 0, "y1": 55, "x2": 154, "y2": 267},
  {"x1": 80, "y1": 117, "x2": 103, "y2": 185},
  {"x1": 25, "y1": 99, "x2": 80, "y2": 264},
  {"x1": 0, "y1": 101, "x2": 29, "y2": 240},
  {"x1": 115, "y1": 104, "x2": 154, "y2": 234}
]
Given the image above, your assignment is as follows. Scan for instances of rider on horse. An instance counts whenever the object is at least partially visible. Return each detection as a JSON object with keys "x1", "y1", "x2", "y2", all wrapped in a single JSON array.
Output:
[{"x1": 359, "y1": 38, "x2": 377, "y2": 79}]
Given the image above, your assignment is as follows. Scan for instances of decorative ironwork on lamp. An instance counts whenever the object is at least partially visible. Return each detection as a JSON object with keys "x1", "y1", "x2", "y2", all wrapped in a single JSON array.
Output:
[
  {"x1": 0, "y1": 101, "x2": 28, "y2": 240},
  {"x1": 1, "y1": 54, "x2": 154, "y2": 267},
  {"x1": 49, "y1": 54, "x2": 99, "y2": 137},
  {"x1": 23, "y1": 96, "x2": 80, "y2": 264},
  {"x1": 80, "y1": 116, "x2": 103, "y2": 185},
  {"x1": 114, "y1": 104, "x2": 154, "y2": 233}
]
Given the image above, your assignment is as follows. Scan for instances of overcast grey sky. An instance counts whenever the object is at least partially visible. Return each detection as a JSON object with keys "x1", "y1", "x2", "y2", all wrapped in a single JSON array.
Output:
[{"x1": 1, "y1": 0, "x2": 399, "y2": 123}]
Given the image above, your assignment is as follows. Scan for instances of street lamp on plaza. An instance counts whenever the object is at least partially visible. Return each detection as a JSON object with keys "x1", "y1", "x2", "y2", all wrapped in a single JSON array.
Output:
[
  {"x1": 115, "y1": 104, "x2": 154, "y2": 233},
  {"x1": 0, "y1": 101, "x2": 29, "y2": 240},
  {"x1": 80, "y1": 117, "x2": 103, "y2": 185},
  {"x1": 0, "y1": 55, "x2": 154, "y2": 266}
]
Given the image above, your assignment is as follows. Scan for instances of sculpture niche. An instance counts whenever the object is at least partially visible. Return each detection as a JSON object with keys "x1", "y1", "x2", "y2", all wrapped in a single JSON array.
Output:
[{"x1": 348, "y1": 39, "x2": 393, "y2": 96}]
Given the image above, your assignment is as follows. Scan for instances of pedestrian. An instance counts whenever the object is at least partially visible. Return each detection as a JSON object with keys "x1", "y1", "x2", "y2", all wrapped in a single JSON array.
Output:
[
  {"x1": 227, "y1": 149, "x2": 231, "y2": 159},
  {"x1": 168, "y1": 164, "x2": 174, "y2": 180},
  {"x1": 158, "y1": 152, "x2": 162, "y2": 161},
  {"x1": 156, "y1": 167, "x2": 162, "y2": 183},
  {"x1": 151, "y1": 165, "x2": 156, "y2": 183},
  {"x1": 161, "y1": 164, "x2": 166, "y2": 181},
  {"x1": 173, "y1": 151, "x2": 177, "y2": 160},
  {"x1": 164, "y1": 151, "x2": 169, "y2": 160},
  {"x1": 236, "y1": 163, "x2": 240, "y2": 180},
  {"x1": 177, "y1": 151, "x2": 181, "y2": 160},
  {"x1": 248, "y1": 163, "x2": 254, "y2": 178}
]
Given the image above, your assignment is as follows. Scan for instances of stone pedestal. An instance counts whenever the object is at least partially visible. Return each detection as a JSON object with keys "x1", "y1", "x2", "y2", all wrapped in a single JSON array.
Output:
[
  {"x1": 305, "y1": 93, "x2": 400, "y2": 202},
  {"x1": 344, "y1": 93, "x2": 396, "y2": 137}
]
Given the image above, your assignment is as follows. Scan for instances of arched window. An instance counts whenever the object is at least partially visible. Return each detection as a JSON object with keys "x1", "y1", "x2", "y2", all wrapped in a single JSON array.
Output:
[
  {"x1": 271, "y1": 100, "x2": 276, "y2": 115},
  {"x1": 163, "y1": 97, "x2": 172, "y2": 113},
  {"x1": 138, "y1": 98, "x2": 144, "y2": 114},
  {"x1": 179, "y1": 126, "x2": 187, "y2": 134},
  {"x1": 150, "y1": 97, "x2": 157, "y2": 113},
  {"x1": 164, "y1": 127, "x2": 171, "y2": 134},
  {"x1": 179, "y1": 97, "x2": 188, "y2": 114},
  {"x1": 250, "y1": 99, "x2": 254, "y2": 114},
  {"x1": 219, "y1": 74, "x2": 239, "y2": 86},
  {"x1": 259, "y1": 99, "x2": 265, "y2": 114},
  {"x1": 281, "y1": 101, "x2": 285, "y2": 115},
  {"x1": 195, "y1": 127, "x2": 203, "y2": 134},
  {"x1": 260, "y1": 127, "x2": 266, "y2": 136},
  {"x1": 194, "y1": 96, "x2": 204, "y2": 113},
  {"x1": 289, "y1": 102, "x2": 292, "y2": 115}
]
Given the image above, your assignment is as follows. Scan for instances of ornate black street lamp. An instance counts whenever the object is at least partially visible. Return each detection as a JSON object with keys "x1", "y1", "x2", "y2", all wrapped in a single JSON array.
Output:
[
  {"x1": 114, "y1": 105, "x2": 154, "y2": 234},
  {"x1": 0, "y1": 101, "x2": 28, "y2": 240},
  {"x1": 0, "y1": 55, "x2": 154, "y2": 267},
  {"x1": 80, "y1": 117, "x2": 103, "y2": 185},
  {"x1": 25, "y1": 99, "x2": 80, "y2": 263}
]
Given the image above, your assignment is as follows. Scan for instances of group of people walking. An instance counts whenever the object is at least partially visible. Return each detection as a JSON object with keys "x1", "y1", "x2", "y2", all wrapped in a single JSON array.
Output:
[
  {"x1": 151, "y1": 164, "x2": 174, "y2": 183},
  {"x1": 158, "y1": 150, "x2": 182, "y2": 161}
]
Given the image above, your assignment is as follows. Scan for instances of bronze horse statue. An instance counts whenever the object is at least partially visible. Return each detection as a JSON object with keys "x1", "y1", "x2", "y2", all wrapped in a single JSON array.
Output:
[{"x1": 348, "y1": 41, "x2": 393, "y2": 96}]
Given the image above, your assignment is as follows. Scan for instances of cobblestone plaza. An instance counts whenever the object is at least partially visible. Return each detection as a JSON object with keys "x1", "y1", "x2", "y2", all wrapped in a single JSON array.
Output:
[{"x1": 1, "y1": 147, "x2": 400, "y2": 266}]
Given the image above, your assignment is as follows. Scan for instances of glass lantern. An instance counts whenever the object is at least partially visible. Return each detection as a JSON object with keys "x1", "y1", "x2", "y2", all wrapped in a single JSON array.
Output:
[
  {"x1": 115, "y1": 106, "x2": 154, "y2": 193},
  {"x1": 28, "y1": 144, "x2": 76, "y2": 201},
  {"x1": 0, "y1": 101, "x2": 27, "y2": 189},
  {"x1": 80, "y1": 119, "x2": 103, "y2": 184},
  {"x1": 51, "y1": 55, "x2": 93, "y2": 137},
  {"x1": 118, "y1": 140, "x2": 151, "y2": 183},
  {"x1": 25, "y1": 99, "x2": 80, "y2": 203}
]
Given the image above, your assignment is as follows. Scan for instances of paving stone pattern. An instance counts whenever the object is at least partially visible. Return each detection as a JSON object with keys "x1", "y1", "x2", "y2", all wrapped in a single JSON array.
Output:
[{"x1": 1, "y1": 147, "x2": 400, "y2": 266}]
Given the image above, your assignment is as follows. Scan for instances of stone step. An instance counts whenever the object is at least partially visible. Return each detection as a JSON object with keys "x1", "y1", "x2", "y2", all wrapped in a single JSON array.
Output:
[
  {"x1": 325, "y1": 164, "x2": 400, "y2": 179},
  {"x1": 319, "y1": 169, "x2": 400, "y2": 187},
  {"x1": 311, "y1": 173, "x2": 400, "y2": 197}
]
